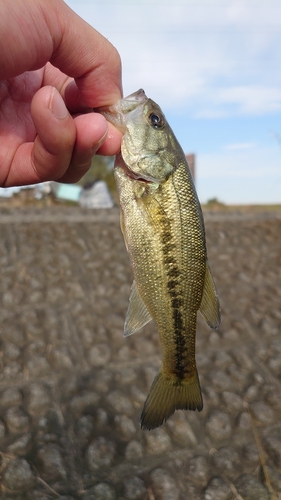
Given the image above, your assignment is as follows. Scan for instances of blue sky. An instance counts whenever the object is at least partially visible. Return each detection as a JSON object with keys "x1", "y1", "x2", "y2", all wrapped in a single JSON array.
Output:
[{"x1": 66, "y1": 0, "x2": 281, "y2": 204}]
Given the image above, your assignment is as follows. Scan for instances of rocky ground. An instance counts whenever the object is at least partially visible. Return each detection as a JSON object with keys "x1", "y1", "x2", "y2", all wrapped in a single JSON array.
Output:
[{"x1": 0, "y1": 205, "x2": 280, "y2": 499}]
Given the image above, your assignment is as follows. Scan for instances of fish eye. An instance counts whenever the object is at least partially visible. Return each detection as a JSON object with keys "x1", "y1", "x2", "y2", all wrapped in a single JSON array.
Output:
[{"x1": 148, "y1": 113, "x2": 165, "y2": 129}]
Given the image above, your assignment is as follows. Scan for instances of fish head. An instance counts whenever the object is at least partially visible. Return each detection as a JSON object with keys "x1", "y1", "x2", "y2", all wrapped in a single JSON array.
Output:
[{"x1": 100, "y1": 89, "x2": 181, "y2": 183}]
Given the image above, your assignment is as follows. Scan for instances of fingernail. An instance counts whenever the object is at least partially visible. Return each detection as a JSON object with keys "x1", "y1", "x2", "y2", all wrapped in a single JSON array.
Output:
[
  {"x1": 49, "y1": 88, "x2": 68, "y2": 119},
  {"x1": 91, "y1": 126, "x2": 108, "y2": 154}
]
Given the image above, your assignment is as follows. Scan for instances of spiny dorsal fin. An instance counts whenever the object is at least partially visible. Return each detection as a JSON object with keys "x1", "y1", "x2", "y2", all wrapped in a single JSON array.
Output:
[
  {"x1": 199, "y1": 262, "x2": 221, "y2": 329},
  {"x1": 124, "y1": 281, "x2": 152, "y2": 337}
]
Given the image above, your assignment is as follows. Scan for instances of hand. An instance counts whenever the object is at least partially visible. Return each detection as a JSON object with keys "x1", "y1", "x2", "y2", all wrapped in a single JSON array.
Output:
[{"x1": 0, "y1": 0, "x2": 123, "y2": 186}]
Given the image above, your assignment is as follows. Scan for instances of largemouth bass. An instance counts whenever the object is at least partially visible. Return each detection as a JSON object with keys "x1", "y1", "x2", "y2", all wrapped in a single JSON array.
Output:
[{"x1": 100, "y1": 89, "x2": 221, "y2": 430}]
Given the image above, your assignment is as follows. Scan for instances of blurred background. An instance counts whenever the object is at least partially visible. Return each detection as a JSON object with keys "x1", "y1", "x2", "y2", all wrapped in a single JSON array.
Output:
[{"x1": 0, "y1": 2, "x2": 280, "y2": 499}]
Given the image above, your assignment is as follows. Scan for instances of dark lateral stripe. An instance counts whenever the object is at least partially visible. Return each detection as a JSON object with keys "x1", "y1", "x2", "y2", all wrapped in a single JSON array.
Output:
[
  {"x1": 173, "y1": 308, "x2": 188, "y2": 378},
  {"x1": 159, "y1": 211, "x2": 187, "y2": 380}
]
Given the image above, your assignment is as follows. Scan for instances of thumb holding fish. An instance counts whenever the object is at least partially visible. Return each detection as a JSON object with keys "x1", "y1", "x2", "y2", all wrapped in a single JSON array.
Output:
[{"x1": 0, "y1": 0, "x2": 123, "y2": 186}]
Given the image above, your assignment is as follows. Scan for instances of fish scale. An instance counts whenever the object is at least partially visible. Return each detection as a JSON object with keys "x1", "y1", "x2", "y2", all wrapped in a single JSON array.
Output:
[
  {"x1": 100, "y1": 89, "x2": 221, "y2": 430},
  {"x1": 149, "y1": 166, "x2": 205, "y2": 375}
]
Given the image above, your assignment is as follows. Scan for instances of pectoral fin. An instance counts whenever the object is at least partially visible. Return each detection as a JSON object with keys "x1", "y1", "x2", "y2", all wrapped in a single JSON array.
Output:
[
  {"x1": 120, "y1": 210, "x2": 129, "y2": 252},
  {"x1": 124, "y1": 281, "x2": 152, "y2": 337},
  {"x1": 199, "y1": 262, "x2": 221, "y2": 329}
]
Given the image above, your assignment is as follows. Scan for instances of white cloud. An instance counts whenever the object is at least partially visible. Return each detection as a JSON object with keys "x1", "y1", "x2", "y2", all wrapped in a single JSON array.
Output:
[
  {"x1": 220, "y1": 86, "x2": 281, "y2": 115},
  {"x1": 66, "y1": 0, "x2": 281, "y2": 118},
  {"x1": 196, "y1": 86, "x2": 281, "y2": 117}
]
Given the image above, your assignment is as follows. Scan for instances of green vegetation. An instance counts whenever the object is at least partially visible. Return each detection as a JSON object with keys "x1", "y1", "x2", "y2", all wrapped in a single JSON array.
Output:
[
  {"x1": 205, "y1": 197, "x2": 225, "y2": 207},
  {"x1": 78, "y1": 155, "x2": 117, "y2": 197}
]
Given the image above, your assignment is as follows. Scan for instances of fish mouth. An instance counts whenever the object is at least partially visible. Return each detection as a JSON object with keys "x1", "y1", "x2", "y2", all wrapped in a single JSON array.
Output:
[
  {"x1": 98, "y1": 89, "x2": 148, "y2": 133},
  {"x1": 119, "y1": 89, "x2": 147, "y2": 113}
]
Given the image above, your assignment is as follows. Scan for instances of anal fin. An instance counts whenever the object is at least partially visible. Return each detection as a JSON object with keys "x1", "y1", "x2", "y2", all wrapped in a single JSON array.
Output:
[
  {"x1": 199, "y1": 261, "x2": 221, "y2": 329},
  {"x1": 124, "y1": 281, "x2": 152, "y2": 337}
]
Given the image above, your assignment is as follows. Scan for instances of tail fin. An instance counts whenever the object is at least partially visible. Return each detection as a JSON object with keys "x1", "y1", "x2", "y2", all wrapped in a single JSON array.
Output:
[{"x1": 140, "y1": 370, "x2": 203, "y2": 430}]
